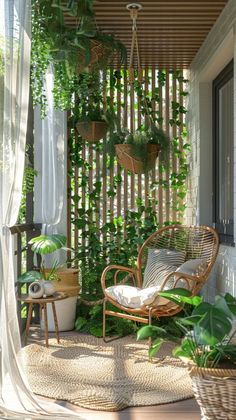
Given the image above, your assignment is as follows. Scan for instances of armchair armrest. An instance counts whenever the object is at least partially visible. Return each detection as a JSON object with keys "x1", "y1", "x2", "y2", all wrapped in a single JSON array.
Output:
[
  {"x1": 158, "y1": 271, "x2": 201, "y2": 292},
  {"x1": 101, "y1": 265, "x2": 138, "y2": 293}
]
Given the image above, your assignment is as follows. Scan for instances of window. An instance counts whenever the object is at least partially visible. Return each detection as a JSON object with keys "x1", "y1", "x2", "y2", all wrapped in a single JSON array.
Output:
[{"x1": 213, "y1": 60, "x2": 234, "y2": 244}]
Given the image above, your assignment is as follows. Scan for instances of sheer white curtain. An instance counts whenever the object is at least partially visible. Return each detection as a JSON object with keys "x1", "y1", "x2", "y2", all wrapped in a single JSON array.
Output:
[
  {"x1": 0, "y1": 1, "x2": 78, "y2": 417},
  {"x1": 34, "y1": 67, "x2": 66, "y2": 237},
  {"x1": 34, "y1": 67, "x2": 66, "y2": 269}
]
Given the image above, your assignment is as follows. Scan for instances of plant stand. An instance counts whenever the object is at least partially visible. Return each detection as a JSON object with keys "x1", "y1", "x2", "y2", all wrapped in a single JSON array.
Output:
[{"x1": 17, "y1": 292, "x2": 68, "y2": 347}]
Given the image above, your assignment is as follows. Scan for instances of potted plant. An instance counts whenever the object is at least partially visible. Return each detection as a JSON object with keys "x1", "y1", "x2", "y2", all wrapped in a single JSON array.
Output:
[
  {"x1": 75, "y1": 71, "x2": 110, "y2": 142},
  {"x1": 109, "y1": 123, "x2": 169, "y2": 174},
  {"x1": 31, "y1": 1, "x2": 126, "y2": 115},
  {"x1": 18, "y1": 234, "x2": 68, "y2": 297},
  {"x1": 18, "y1": 234, "x2": 80, "y2": 331},
  {"x1": 137, "y1": 288, "x2": 236, "y2": 419}
]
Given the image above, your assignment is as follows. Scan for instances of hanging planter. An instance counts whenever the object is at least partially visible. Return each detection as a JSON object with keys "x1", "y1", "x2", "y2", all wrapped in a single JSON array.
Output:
[
  {"x1": 115, "y1": 143, "x2": 160, "y2": 174},
  {"x1": 77, "y1": 39, "x2": 112, "y2": 74},
  {"x1": 76, "y1": 120, "x2": 108, "y2": 143}
]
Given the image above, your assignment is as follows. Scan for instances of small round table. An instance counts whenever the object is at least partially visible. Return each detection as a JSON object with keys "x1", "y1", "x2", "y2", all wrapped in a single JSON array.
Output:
[{"x1": 17, "y1": 292, "x2": 68, "y2": 347}]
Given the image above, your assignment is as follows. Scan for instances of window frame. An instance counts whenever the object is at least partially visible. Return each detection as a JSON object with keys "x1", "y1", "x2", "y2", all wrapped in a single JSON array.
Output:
[{"x1": 212, "y1": 59, "x2": 234, "y2": 245}]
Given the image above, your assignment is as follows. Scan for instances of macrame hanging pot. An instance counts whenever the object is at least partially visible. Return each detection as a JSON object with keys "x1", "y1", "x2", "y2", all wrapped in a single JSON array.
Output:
[
  {"x1": 76, "y1": 120, "x2": 108, "y2": 143},
  {"x1": 115, "y1": 143, "x2": 160, "y2": 174},
  {"x1": 115, "y1": 3, "x2": 160, "y2": 174}
]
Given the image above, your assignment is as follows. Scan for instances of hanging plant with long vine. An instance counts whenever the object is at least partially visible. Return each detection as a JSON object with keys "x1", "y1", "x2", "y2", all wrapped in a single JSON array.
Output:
[{"x1": 31, "y1": 0, "x2": 126, "y2": 117}]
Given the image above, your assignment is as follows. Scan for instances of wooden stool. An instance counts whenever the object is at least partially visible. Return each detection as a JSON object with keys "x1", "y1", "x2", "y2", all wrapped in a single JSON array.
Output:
[{"x1": 17, "y1": 292, "x2": 68, "y2": 347}]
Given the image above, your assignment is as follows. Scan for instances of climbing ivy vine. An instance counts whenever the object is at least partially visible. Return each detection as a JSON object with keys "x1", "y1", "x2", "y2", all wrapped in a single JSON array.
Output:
[{"x1": 68, "y1": 68, "x2": 190, "y2": 337}]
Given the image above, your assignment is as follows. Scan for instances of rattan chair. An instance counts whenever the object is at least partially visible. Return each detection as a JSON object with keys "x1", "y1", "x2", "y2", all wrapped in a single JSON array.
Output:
[{"x1": 101, "y1": 225, "x2": 219, "y2": 341}]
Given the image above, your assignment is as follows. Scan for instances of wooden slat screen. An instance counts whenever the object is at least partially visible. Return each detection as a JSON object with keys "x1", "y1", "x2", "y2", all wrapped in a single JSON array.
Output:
[{"x1": 68, "y1": 69, "x2": 188, "y2": 293}]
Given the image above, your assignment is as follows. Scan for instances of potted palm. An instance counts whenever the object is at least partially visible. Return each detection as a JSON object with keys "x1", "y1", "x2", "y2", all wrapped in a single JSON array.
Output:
[{"x1": 137, "y1": 288, "x2": 236, "y2": 419}]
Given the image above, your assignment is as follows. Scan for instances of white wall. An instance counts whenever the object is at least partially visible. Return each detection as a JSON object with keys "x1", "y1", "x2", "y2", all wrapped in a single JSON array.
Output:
[{"x1": 187, "y1": 0, "x2": 236, "y2": 297}]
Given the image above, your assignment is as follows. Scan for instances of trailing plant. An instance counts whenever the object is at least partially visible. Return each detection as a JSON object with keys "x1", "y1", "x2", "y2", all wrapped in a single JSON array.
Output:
[
  {"x1": 74, "y1": 71, "x2": 108, "y2": 123},
  {"x1": 138, "y1": 289, "x2": 236, "y2": 368},
  {"x1": 31, "y1": 0, "x2": 126, "y2": 116},
  {"x1": 18, "y1": 146, "x2": 38, "y2": 224}
]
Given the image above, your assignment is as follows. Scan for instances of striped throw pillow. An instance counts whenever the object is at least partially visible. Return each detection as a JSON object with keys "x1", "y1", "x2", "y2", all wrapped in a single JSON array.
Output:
[{"x1": 143, "y1": 248, "x2": 186, "y2": 289}]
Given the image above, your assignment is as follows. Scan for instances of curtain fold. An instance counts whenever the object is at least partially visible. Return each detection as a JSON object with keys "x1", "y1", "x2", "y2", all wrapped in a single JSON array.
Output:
[
  {"x1": 0, "y1": 1, "x2": 78, "y2": 417},
  {"x1": 34, "y1": 66, "x2": 66, "y2": 237}
]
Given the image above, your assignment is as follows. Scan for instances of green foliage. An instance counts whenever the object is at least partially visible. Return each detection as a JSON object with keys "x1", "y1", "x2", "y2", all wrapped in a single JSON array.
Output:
[
  {"x1": 19, "y1": 234, "x2": 67, "y2": 283},
  {"x1": 31, "y1": 0, "x2": 126, "y2": 116},
  {"x1": 18, "y1": 146, "x2": 38, "y2": 224},
  {"x1": 73, "y1": 72, "x2": 107, "y2": 123},
  {"x1": 18, "y1": 270, "x2": 41, "y2": 283},
  {"x1": 29, "y1": 234, "x2": 67, "y2": 255},
  {"x1": 75, "y1": 301, "x2": 137, "y2": 337},
  {"x1": 138, "y1": 289, "x2": 236, "y2": 368}
]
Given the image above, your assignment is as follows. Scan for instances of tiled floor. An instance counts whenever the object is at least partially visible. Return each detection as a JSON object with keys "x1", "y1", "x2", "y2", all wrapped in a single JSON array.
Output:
[{"x1": 28, "y1": 327, "x2": 201, "y2": 420}]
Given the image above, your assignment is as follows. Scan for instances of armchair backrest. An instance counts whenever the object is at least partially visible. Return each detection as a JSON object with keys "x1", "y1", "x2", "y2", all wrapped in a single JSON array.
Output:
[{"x1": 136, "y1": 225, "x2": 219, "y2": 291}]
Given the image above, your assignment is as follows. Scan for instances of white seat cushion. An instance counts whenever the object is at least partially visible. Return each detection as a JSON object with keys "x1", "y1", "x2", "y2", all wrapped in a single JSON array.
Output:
[
  {"x1": 105, "y1": 285, "x2": 169, "y2": 309},
  {"x1": 143, "y1": 248, "x2": 186, "y2": 289}
]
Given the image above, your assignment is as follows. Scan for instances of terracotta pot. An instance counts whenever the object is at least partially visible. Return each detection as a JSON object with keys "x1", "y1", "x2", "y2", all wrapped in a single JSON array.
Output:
[
  {"x1": 76, "y1": 121, "x2": 108, "y2": 143},
  {"x1": 115, "y1": 143, "x2": 160, "y2": 174}
]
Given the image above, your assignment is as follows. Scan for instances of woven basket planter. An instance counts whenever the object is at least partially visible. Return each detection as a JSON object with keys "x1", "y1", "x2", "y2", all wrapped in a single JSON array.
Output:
[
  {"x1": 188, "y1": 365, "x2": 236, "y2": 420},
  {"x1": 76, "y1": 121, "x2": 108, "y2": 143},
  {"x1": 115, "y1": 143, "x2": 160, "y2": 174},
  {"x1": 77, "y1": 39, "x2": 112, "y2": 73}
]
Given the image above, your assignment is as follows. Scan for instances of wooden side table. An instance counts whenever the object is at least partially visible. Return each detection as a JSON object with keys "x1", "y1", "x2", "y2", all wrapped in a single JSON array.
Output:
[{"x1": 17, "y1": 292, "x2": 68, "y2": 347}]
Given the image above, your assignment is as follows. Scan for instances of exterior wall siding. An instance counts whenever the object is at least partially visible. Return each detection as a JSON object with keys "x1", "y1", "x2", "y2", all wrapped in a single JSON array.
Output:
[{"x1": 187, "y1": 0, "x2": 236, "y2": 297}]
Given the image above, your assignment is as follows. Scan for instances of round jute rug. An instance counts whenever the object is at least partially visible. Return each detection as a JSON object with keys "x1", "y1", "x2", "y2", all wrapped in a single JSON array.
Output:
[{"x1": 23, "y1": 334, "x2": 193, "y2": 411}]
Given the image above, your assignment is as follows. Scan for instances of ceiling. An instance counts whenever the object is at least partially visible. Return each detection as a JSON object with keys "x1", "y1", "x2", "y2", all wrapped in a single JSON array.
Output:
[{"x1": 64, "y1": 0, "x2": 229, "y2": 68}]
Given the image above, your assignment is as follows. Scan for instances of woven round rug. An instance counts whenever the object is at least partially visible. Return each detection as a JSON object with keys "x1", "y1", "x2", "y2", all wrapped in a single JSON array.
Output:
[{"x1": 23, "y1": 334, "x2": 193, "y2": 411}]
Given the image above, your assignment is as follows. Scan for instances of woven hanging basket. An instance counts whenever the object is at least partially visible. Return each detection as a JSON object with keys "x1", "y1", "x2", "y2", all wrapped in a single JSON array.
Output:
[
  {"x1": 188, "y1": 365, "x2": 236, "y2": 420},
  {"x1": 115, "y1": 143, "x2": 160, "y2": 174},
  {"x1": 76, "y1": 121, "x2": 108, "y2": 143},
  {"x1": 77, "y1": 39, "x2": 112, "y2": 73}
]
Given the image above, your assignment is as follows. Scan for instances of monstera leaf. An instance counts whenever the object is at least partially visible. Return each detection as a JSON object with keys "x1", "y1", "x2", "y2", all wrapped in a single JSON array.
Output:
[
  {"x1": 29, "y1": 234, "x2": 67, "y2": 255},
  {"x1": 18, "y1": 270, "x2": 41, "y2": 283}
]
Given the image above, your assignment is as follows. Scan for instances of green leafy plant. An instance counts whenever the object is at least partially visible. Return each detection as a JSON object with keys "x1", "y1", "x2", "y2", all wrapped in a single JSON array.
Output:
[
  {"x1": 74, "y1": 72, "x2": 107, "y2": 123},
  {"x1": 18, "y1": 234, "x2": 67, "y2": 283},
  {"x1": 137, "y1": 289, "x2": 236, "y2": 368},
  {"x1": 31, "y1": 0, "x2": 126, "y2": 116}
]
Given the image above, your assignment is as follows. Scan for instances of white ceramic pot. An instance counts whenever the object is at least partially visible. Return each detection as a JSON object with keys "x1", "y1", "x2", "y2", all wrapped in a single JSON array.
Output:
[
  {"x1": 41, "y1": 296, "x2": 77, "y2": 332},
  {"x1": 43, "y1": 280, "x2": 55, "y2": 296},
  {"x1": 28, "y1": 281, "x2": 44, "y2": 299}
]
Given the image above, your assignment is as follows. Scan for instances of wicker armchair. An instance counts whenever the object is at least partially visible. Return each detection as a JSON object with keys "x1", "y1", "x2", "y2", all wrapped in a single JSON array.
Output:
[{"x1": 101, "y1": 225, "x2": 219, "y2": 341}]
